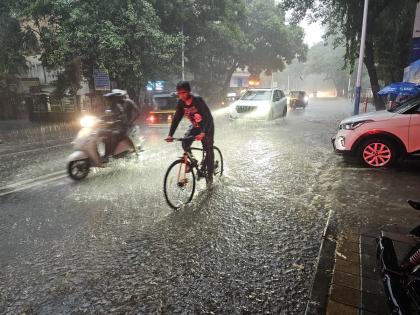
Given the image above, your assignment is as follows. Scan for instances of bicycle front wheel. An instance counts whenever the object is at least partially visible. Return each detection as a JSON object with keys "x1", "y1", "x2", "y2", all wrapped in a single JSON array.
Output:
[{"x1": 164, "y1": 159, "x2": 196, "y2": 210}]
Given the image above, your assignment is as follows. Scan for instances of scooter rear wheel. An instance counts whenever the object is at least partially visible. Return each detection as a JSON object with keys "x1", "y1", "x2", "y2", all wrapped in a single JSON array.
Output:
[{"x1": 68, "y1": 159, "x2": 90, "y2": 180}]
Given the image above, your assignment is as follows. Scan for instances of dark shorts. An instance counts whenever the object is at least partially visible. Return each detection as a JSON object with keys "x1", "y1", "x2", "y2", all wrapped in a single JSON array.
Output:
[{"x1": 182, "y1": 126, "x2": 214, "y2": 179}]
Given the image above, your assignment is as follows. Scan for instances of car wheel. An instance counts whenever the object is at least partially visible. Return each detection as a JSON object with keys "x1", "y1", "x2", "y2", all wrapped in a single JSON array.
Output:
[
  {"x1": 281, "y1": 105, "x2": 287, "y2": 117},
  {"x1": 358, "y1": 138, "x2": 397, "y2": 168},
  {"x1": 266, "y1": 107, "x2": 274, "y2": 121}
]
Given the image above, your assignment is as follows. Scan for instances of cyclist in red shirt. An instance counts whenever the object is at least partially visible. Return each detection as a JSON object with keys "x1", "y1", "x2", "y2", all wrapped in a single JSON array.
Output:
[{"x1": 165, "y1": 81, "x2": 215, "y2": 189}]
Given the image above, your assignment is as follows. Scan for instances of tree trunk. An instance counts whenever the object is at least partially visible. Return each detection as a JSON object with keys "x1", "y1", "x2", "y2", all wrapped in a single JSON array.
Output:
[
  {"x1": 220, "y1": 61, "x2": 239, "y2": 102},
  {"x1": 364, "y1": 41, "x2": 385, "y2": 110}
]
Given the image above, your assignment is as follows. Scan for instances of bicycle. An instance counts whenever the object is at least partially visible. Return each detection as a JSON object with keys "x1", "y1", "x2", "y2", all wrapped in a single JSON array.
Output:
[{"x1": 163, "y1": 137, "x2": 223, "y2": 209}]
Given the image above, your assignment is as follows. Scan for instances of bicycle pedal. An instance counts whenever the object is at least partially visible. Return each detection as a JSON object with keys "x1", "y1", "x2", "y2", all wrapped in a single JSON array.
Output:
[{"x1": 191, "y1": 158, "x2": 198, "y2": 166}]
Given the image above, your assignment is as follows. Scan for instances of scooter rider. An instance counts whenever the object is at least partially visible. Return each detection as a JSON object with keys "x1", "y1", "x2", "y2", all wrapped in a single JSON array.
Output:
[
  {"x1": 165, "y1": 81, "x2": 215, "y2": 189},
  {"x1": 103, "y1": 89, "x2": 140, "y2": 159}
]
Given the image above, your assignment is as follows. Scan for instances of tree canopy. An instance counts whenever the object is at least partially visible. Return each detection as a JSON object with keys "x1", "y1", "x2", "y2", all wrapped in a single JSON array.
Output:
[
  {"x1": 2, "y1": 0, "x2": 307, "y2": 104},
  {"x1": 0, "y1": 0, "x2": 36, "y2": 85},
  {"x1": 18, "y1": 0, "x2": 182, "y2": 98},
  {"x1": 304, "y1": 42, "x2": 348, "y2": 96},
  {"x1": 145, "y1": 0, "x2": 307, "y2": 100},
  {"x1": 282, "y1": 0, "x2": 417, "y2": 110}
]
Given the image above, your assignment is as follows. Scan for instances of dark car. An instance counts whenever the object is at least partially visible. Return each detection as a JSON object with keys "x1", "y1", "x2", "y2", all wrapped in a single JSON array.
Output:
[
  {"x1": 288, "y1": 91, "x2": 309, "y2": 109},
  {"x1": 146, "y1": 92, "x2": 178, "y2": 126}
]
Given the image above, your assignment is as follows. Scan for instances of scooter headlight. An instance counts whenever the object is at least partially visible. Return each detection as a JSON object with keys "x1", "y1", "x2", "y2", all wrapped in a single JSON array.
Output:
[{"x1": 80, "y1": 115, "x2": 98, "y2": 128}]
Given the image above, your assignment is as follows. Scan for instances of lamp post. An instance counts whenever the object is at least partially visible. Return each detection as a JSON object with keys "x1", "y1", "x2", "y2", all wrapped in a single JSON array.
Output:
[
  {"x1": 353, "y1": 0, "x2": 369, "y2": 115},
  {"x1": 181, "y1": 24, "x2": 185, "y2": 81}
]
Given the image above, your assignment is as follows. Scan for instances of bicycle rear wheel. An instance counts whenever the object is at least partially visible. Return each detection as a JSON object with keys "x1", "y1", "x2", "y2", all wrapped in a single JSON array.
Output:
[
  {"x1": 164, "y1": 159, "x2": 196, "y2": 209},
  {"x1": 213, "y1": 146, "x2": 224, "y2": 177},
  {"x1": 190, "y1": 146, "x2": 224, "y2": 178}
]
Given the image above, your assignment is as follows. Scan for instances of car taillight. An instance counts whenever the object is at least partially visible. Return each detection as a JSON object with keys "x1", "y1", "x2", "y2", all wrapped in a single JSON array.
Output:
[
  {"x1": 147, "y1": 114, "x2": 155, "y2": 123},
  {"x1": 167, "y1": 115, "x2": 172, "y2": 121}
]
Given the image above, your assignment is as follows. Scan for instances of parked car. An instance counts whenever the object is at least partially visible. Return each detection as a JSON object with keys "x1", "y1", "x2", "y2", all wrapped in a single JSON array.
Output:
[
  {"x1": 288, "y1": 90, "x2": 308, "y2": 109},
  {"x1": 228, "y1": 88, "x2": 287, "y2": 120},
  {"x1": 146, "y1": 92, "x2": 178, "y2": 126},
  {"x1": 332, "y1": 95, "x2": 420, "y2": 168}
]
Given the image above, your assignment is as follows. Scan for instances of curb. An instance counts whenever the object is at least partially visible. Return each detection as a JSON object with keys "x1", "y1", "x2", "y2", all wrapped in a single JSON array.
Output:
[{"x1": 305, "y1": 210, "x2": 338, "y2": 315}]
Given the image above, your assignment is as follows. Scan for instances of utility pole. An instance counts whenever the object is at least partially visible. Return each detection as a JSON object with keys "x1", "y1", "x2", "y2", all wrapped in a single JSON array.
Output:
[
  {"x1": 353, "y1": 0, "x2": 369, "y2": 115},
  {"x1": 181, "y1": 24, "x2": 185, "y2": 81}
]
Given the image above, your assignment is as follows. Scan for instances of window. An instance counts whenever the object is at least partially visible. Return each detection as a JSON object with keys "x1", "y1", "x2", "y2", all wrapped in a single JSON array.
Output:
[
  {"x1": 273, "y1": 90, "x2": 281, "y2": 102},
  {"x1": 389, "y1": 96, "x2": 420, "y2": 114},
  {"x1": 241, "y1": 90, "x2": 271, "y2": 101}
]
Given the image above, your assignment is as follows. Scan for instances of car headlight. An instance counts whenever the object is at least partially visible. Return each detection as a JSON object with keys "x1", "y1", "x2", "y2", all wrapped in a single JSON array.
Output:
[
  {"x1": 80, "y1": 115, "x2": 98, "y2": 128},
  {"x1": 339, "y1": 120, "x2": 373, "y2": 130}
]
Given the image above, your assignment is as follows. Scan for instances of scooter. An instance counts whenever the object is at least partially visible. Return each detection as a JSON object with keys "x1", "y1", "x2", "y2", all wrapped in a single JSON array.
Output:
[
  {"x1": 377, "y1": 200, "x2": 420, "y2": 314},
  {"x1": 67, "y1": 115, "x2": 144, "y2": 180}
]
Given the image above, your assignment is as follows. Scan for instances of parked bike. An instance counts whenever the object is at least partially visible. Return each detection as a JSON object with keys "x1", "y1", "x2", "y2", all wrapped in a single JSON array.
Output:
[
  {"x1": 377, "y1": 200, "x2": 420, "y2": 314},
  {"x1": 67, "y1": 115, "x2": 144, "y2": 180},
  {"x1": 163, "y1": 137, "x2": 223, "y2": 209}
]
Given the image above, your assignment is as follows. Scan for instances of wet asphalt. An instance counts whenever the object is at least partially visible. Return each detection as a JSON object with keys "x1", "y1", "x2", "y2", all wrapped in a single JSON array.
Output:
[{"x1": 1, "y1": 98, "x2": 420, "y2": 314}]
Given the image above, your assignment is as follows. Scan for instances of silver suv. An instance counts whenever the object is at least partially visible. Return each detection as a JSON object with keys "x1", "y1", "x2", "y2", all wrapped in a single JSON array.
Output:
[{"x1": 228, "y1": 88, "x2": 288, "y2": 120}]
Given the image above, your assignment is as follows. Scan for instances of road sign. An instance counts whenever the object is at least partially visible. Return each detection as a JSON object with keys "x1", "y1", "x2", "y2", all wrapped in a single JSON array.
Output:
[{"x1": 93, "y1": 69, "x2": 110, "y2": 91}]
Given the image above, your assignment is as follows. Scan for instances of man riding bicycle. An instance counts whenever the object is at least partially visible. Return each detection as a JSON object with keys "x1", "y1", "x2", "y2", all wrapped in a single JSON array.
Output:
[{"x1": 165, "y1": 81, "x2": 215, "y2": 189}]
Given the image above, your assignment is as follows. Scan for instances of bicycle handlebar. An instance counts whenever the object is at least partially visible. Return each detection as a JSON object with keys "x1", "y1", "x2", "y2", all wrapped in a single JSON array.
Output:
[{"x1": 166, "y1": 136, "x2": 195, "y2": 142}]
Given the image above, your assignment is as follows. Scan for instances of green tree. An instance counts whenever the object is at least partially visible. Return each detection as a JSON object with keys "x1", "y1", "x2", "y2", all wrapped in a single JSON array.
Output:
[
  {"x1": 19, "y1": 0, "x2": 182, "y2": 100},
  {"x1": 282, "y1": 0, "x2": 417, "y2": 110},
  {"x1": 0, "y1": 0, "x2": 37, "y2": 119},
  {"x1": 153, "y1": 0, "x2": 307, "y2": 103},
  {"x1": 304, "y1": 42, "x2": 349, "y2": 97},
  {"x1": 0, "y1": 0, "x2": 37, "y2": 84}
]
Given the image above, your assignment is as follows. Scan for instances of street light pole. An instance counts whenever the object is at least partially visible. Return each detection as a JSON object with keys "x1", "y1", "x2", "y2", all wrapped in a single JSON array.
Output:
[
  {"x1": 181, "y1": 24, "x2": 185, "y2": 81},
  {"x1": 353, "y1": 0, "x2": 369, "y2": 115}
]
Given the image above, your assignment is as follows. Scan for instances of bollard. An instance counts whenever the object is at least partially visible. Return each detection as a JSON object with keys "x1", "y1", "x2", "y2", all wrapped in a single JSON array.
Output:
[{"x1": 363, "y1": 98, "x2": 368, "y2": 112}]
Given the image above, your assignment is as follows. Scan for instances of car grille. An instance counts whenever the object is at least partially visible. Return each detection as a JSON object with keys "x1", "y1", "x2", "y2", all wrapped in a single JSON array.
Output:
[{"x1": 236, "y1": 105, "x2": 257, "y2": 113}]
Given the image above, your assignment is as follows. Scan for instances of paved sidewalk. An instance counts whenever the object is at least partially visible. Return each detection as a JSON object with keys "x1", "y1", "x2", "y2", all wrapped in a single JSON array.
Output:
[
  {"x1": 326, "y1": 233, "x2": 388, "y2": 315},
  {"x1": 0, "y1": 120, "x2": 77, "y2": 147},
  {"x1": 305, "y1": 229, "x2": 390, "y2": 315}
]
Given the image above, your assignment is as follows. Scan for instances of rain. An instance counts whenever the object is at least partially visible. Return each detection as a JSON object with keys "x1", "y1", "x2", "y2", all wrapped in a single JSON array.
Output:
[{"x1": 2, "y1": 1, "x2": 420, "y2": 314}]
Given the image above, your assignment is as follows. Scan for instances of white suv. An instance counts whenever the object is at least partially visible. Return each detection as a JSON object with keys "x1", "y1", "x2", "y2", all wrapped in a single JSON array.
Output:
[
  {"x1": 228, "y1": 88, "x2": 288, "y2": 120},
  {"x1": 332, "y1": 96, "x2": 420, "y2": 168}
]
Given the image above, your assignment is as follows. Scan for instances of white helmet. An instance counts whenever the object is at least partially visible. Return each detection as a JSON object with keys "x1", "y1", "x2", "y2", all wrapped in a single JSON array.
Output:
[{"x1": 104, "y1": 89, "x2": 127, "y2": 97}]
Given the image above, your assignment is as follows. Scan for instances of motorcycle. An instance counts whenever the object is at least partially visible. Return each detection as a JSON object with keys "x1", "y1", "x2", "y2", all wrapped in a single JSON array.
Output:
[
  {"x1": 377, "y1": 200, "x2": 420, "y2": 314},
  {"x1": 67, "y1": 114, "x2": 144, "y2": 180}
]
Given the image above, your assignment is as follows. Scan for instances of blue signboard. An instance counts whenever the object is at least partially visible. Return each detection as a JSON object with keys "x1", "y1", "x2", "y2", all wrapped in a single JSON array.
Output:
[
  {"x1": 410, "y1": 37, "x2": 420, "y2": 63},
  {"x1": 146, "y1": 81, "x2": 165, "y2": 91},
  {"x1": 93, "y1": 69, "x2": 110, "y2": 91}
]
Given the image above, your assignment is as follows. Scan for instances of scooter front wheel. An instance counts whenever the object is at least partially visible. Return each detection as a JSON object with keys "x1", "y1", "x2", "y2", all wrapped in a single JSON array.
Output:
[{"x1": 68, "y1": 159, "x2": 90, "y2": 180}]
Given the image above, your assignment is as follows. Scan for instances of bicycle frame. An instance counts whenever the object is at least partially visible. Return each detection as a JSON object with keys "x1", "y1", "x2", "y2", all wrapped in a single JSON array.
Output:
[{"x1": 177, "y1": 149, "x2": 206, "y2": 185}]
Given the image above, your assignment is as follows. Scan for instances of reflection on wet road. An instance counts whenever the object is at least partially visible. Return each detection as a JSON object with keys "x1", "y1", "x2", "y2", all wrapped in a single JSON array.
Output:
[{"x1": 3, "y1": 99, "x2": 411, "y2": 314}]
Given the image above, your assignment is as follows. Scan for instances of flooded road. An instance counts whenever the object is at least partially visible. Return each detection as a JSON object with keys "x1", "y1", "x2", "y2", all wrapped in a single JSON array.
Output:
[{"x1": 3, "y1": 98, "x2": 416, "y2": 314}]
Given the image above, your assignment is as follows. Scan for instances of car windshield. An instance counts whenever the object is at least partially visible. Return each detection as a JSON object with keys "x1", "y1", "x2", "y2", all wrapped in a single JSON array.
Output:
[
  {"x1": 241, "y1": 90, "x2": 272, "y2": 101},
  {"x1": 388, "y1": 96, "x2": 420, "y2": 113},
  {"x1": 153, "y1": 96, "x2": 178, "y2": 110}
]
